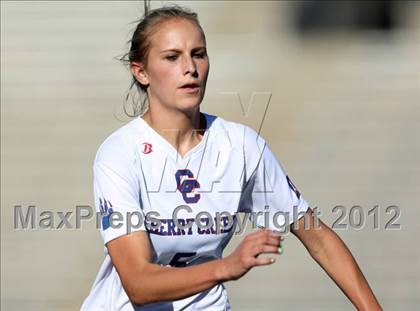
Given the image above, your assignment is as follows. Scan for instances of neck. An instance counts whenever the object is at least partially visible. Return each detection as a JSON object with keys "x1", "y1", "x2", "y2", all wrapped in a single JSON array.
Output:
[{"x1": 142, "y1": 105, "x2": 206, "y2": 156}]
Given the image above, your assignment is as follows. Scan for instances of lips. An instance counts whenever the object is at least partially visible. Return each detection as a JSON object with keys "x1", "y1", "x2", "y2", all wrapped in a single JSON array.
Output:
[
  {"x1": 179, "y1": 82, "x2": 200, "y2": 94},
  {"x1": 180, "y1": 83, "x2": 200, "y2": 88}
]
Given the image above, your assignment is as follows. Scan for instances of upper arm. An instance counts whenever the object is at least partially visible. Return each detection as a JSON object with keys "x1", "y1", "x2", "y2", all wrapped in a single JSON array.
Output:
[{"x1": 106, "y1": 230, "x2": 153, "y2": 303}]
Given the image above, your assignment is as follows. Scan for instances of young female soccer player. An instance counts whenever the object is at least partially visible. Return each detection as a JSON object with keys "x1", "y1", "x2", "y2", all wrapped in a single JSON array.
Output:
[{"x1": 81, "y1": 4, "x2": 382, "y2": 311}]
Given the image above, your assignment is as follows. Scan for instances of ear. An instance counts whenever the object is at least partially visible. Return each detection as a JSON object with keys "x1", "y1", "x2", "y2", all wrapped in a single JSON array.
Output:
[{"x1": 130, "y1": 61, "x2": 149, "y2": 86}]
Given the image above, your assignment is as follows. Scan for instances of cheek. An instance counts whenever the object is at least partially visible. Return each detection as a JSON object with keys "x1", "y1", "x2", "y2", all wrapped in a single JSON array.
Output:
[
  {"x1": 152, "y1": 63, "x2": 178, "y2": 91},
  {"x1": 200, "y1": 61, "x2": 210, "y2": 78}
]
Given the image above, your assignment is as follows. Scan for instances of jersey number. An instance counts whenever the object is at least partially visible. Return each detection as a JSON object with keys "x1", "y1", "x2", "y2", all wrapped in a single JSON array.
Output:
[
  {"x1": 175, "y1": 169, "x2": 201, "y2": 203},
  {"x1": 169, "y1": 252, "x2": 197, "y2": 267}
]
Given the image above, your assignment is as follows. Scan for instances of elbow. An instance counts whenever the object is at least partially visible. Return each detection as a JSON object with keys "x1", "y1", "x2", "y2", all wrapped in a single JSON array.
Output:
[
  {"x1": 305, "y1": 236, "x2": 324, "y2": 260},
  {"x1": 296, "y1": 221, "x2": 334, "y2": 260},
  {"x1": 126, "y1": 284, "x2": 154, "y2": 306},
  {"x1": 127, "y1": 288, "x2": 143, "y2": 306},
  {"x1": 307, "y1": 225, "x2": 340, "y2": 262},
  {"x1": 124, "y1": 276, "x2": 158, "y2": 306},
  {"x1": 129, "y1": 294, "x2": 149, "y2": 307}
]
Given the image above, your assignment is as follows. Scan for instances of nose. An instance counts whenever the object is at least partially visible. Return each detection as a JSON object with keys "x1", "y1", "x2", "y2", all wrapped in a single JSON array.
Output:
[{"x1": 183, "y1": 56, "x2": 197, "y2": 76}]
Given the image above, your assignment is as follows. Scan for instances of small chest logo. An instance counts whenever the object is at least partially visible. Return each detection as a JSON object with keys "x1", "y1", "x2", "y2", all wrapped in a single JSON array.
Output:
[{"x1": 142, "y1": 142, "x2": 153, "y2": 154}]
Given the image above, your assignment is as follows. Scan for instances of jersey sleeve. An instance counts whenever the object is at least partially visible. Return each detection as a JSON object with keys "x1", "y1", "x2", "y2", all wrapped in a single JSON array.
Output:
[
  {"x1": 93, "y1": 135, "x2": 146, "y2": 245},
  {"x1": 239, "y1": 126, "x2": 309, "y2": 230}
]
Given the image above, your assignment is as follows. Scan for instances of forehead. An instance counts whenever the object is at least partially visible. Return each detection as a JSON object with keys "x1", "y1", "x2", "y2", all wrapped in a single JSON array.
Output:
[{"x1": 149, "y1": 18, "x2": 206, "y2": 52}]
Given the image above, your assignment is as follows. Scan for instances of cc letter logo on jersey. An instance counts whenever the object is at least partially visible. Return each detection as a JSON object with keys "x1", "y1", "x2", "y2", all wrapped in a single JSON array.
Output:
[
  {"x1": 99, "y1": 197, "x2": 114, "y2": 230},
  {"x1": 175, "y1": 169, "x2": 201, "y2": 204},
  {"x1": 286, "y1": 175, "x2": 301, "y2": 199}
]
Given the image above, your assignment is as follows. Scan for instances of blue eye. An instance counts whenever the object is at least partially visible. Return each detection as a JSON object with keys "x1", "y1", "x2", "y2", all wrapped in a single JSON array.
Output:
[{"x1": 166, "y1": 55, "x2": 178, "y2": 61}]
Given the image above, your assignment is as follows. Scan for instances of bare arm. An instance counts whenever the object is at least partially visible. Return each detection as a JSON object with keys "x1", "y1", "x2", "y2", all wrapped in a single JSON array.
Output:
[
  {"x1": 107, "y1": 229, "x2": 282, "y2": 306},
  {"x1": 291, "y1": 208, "x2": 382, "y2": 310}
]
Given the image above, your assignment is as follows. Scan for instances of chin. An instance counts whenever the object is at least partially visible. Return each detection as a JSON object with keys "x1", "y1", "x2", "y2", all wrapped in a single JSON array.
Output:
[{"x1": 177, "y1": 98, "x2": 202, "y2": 112}]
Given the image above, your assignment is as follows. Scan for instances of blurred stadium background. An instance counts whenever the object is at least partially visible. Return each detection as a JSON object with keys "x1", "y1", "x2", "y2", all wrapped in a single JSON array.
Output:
[{"x1": 1, "y1": 1, "x2": 419, "y2": 310}]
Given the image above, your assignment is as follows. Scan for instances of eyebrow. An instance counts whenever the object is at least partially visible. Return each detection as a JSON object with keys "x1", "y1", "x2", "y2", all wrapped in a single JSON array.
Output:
[{"x1": 160, "y1": 47, "x2": 207, "y2": 54}]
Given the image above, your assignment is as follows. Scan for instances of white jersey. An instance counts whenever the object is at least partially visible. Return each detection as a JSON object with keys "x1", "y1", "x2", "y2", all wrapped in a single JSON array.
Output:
[{"x1": 81, "y1": 112, "x2": 309, "y2": 311}]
